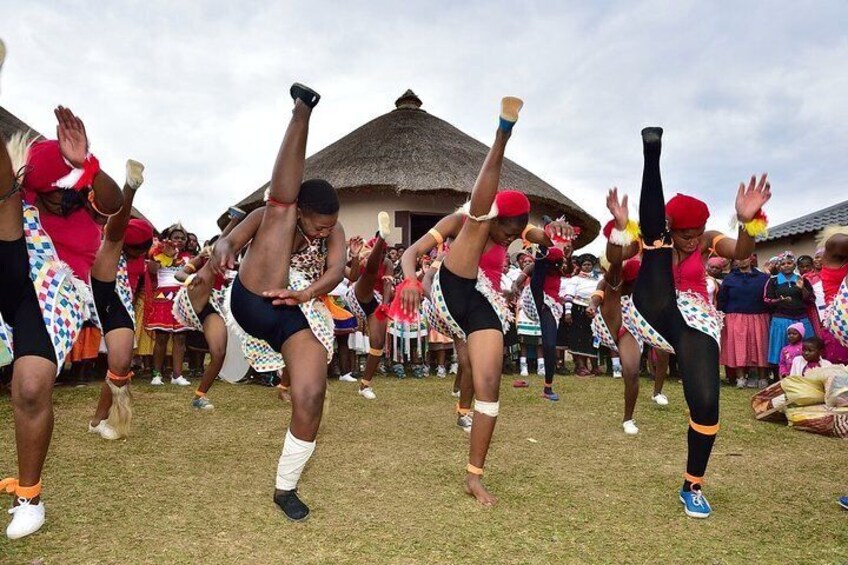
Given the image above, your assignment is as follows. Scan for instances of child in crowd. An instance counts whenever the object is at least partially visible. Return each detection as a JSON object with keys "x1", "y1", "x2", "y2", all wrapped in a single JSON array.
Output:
[
  {"x1": 777, "y1": 322, "x2": 805, "y2": 379},
  {"x1": 789, "y1": 336, "x2": 831, "y2": 376}
]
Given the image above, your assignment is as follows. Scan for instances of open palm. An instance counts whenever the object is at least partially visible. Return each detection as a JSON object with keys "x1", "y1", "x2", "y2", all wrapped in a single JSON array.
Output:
[
  {"x1": 606, "y1": 187, "x2": 629, "y2": 229},
  {"x1": 54, "y1": 106, "x2": 89, "y2": 167},
  {"x1": 735, "y1": 174, "x2": 771, "y2": 222}
]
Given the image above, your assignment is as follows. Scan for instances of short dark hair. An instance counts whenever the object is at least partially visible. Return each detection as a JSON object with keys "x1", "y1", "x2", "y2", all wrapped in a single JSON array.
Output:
[
  {"x1": 803, "y1": 336, "x2": 825, "y2": 350},
  {"x1": 798, "y1": 255, "x2": 813, "y2": 265},
  {"x1": 298, "y1": 179, "x2": 339, "y2": 215}
]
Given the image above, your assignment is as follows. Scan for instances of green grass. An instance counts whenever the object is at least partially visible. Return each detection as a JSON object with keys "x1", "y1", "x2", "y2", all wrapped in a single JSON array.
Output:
[{"x1": 1, "y1": 374, "x2": 846, "y2": 564}]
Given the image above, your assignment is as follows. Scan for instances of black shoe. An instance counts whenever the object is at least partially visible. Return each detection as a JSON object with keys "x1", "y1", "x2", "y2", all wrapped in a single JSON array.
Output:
[
  {"x1": 641, "y1": 126, "x2": 663, "y2": 143},
  {"x1": 274, "y1": 489, "x2": 310, "y2": 522},
  {"x1": 290, "y1": 83, "x2": 321, "y2": 108}
]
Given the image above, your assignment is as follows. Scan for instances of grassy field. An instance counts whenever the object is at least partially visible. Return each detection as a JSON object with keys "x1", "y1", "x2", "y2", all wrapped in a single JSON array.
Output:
[{"x1": 0, "y1": 372, "x2": 846, "y2": 564}]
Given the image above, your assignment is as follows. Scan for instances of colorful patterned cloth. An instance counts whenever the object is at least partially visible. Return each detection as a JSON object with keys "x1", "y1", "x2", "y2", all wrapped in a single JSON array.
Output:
[
  {"x1": 172, "y1": 283, "x2": 226, "y2": 331},
  {"x1": 519, "y1": 286, "x2": 564, "y2": 325},
  {"x1": 430, "y1": 266, "x2": 513, "y2": 342},
  {"x1": 343, "y1": 287, "x2": 382, "y2": 328},
  {"x1": 823, "y1": 278, "x2": 848, "y2": 348},
  {"x1": 591, "y1": 312, "x2": 619, "y2": 353},
  {"x1": 0, "y1": 206, "x2": 91, "y2": 373},
  {"x1": 220, "y1": 283, "x2": 285, "y2": 374},
  {"x1": 621, "y1": 291, "x2": 724, "y2": 354}
]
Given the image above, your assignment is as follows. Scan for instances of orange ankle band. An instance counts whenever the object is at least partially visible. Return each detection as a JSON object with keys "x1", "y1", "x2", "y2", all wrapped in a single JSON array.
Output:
[
  {"x1": 276, "y1": 383, "x2": 289, "y2": 391},
  {"x1": 360, "y1": 379, "x2": 372, "y2": 387},
  {"x1": 689, "y1": 419, "x2": 720, "y2": 436},
  {"x1": 107, "y1": 370, "x2": 133, "y2": 383},
  {"x1": 466, "y1": 464, "x2": 484, "y2": 476},
  {"x1": 684, "y1": 473, "x2": 704, "y2": 486},
  {"x1": 195, "y1": 390, "x2": 206, "y2": 397},
  {"x1": 0, "y1": 478, "x2": 42, "y2": 499},
  {"x1": 456, "y1": 403, "x2": 470, "y2": 416},
  {"x1": 368, "y1": 348, "x2": 384, "y2": 357}
]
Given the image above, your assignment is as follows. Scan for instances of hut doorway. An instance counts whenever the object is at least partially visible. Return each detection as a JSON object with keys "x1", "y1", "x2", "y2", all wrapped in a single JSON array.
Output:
[{"x1": 408, "y1": 212, "x2": 444, "y2": 246}]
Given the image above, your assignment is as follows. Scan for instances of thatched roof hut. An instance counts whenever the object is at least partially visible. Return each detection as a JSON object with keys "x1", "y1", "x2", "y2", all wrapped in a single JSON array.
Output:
[
  {"x1": 1, "y1": 105, "x2": 157, "y2": 232},
  {"x1": 219, "y1": 90, "x2": 599, "y2": 248}
]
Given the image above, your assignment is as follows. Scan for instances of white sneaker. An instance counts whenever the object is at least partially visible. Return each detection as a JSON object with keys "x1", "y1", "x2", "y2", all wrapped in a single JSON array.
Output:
[
  {"x1": 457, "y1": 412, "x2": 473, "y2": 433},
  {"x1": 451, "y1": 390, "x2": 460, "y2": 398},
  {"x1": 757, "y1": 378, "x2": 769, "y2": 389},
  {"x1": 622, "y1": 419, "x2": 639, "y2": 435},
  {"x1": 6, "y1": 499, "x2": 45, "y2": 540},
  {"x1": 449, "y1": 362, "x2": 458, "y2": 375},
  {"x1": 150, "y1": 376, "x2": 164, "y2": 386},
  {"x1": 520, "y1": 365, "x2": 529, "y2": 377},
  {"x1": 537, "y1": 363, "x2": 546, "y2": 376},
  {"x1": 652, "y1": 393, "x2": 669, "y2": 406},
  {"x1": 88, "y1": 420, "x2": 120, "y2": 441},
  {"x1": 359, "y1": 387, "x2": 376, "y2": 400},
  {"x1": 736, "y1": 377, "x2": 747, "y2": 389},
  {"x1": 436, "y1": 365, "x2": 447, "y2": 379},
  {"x1": 171, "y1": 376, "x2": 191, "y2": 386},
  {"x1": 377, "y1": 211, "x2": 391, "y2": 239},
  {"x1": 612, "y1": 368, "x2": 623, "y2": 379},
  {"x1": 338, "y1": 373, "x2": 357, "y2": 383}
]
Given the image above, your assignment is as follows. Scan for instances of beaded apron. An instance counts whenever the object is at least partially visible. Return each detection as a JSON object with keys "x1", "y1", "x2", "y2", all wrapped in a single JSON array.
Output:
[
  {"x1": 430, "y1": 266, "x2": 513, "y2": 342},
  {"x1": 0, "y1": 205, "x2": 92, "y2": 373},
  {"x1": 621, "y1": 291, "x2": 723, "y2": 354}
]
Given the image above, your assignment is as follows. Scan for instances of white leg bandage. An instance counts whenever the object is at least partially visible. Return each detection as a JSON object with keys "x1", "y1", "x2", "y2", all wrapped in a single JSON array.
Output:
[
  {"x1": 275, "y1": 429, "x2": 316, "y2": 491},
  {"x1": 474, "y1": 400, "x2": 500, "y2": 417}
]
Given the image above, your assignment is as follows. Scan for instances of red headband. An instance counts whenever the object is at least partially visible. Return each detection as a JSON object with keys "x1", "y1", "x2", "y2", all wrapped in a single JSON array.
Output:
[
  {"x1": 666, "y1": 193, "x2": 710, "y2": 230},
  {"x1": 545, "y1": 247, "x2": 565, "y2": 263},
  {"x1": 495, "y1": 190, "x2": 530, "y2": 217},
  {"x1": 22, "y1": 140, "x2": 100, "y2": 194},
  {"x1": 125, "y1": 218, "x2": 154, "y2": 246}
]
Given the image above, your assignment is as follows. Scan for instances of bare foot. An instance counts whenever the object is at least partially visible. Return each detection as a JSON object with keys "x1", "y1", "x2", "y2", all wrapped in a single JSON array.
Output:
[
  {"x1": 464, "y1": 473, "x2": 497, "y2": 507},
  {"x1": 277, "y1": 386, "x2": 291, "y2": 403}
]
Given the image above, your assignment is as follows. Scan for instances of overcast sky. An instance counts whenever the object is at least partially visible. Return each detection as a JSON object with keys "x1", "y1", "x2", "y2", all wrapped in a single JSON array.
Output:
[{"x1": 1, "y1": 1, "x2": 846, "y2": 253}]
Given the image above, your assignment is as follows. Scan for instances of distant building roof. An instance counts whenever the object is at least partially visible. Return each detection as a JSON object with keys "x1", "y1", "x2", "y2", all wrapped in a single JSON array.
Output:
[
  {"x1": 1, "y1": 105, "x2": 157, "y2": 232},
  {"x1": 760, "y1": 198, "x2": 848, "y2": 242}
]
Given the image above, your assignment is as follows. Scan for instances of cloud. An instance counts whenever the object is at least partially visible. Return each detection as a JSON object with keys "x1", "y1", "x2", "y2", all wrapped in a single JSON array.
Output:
[{"x1": 1, "y1": 0, "x2": 845, "y2": 250}]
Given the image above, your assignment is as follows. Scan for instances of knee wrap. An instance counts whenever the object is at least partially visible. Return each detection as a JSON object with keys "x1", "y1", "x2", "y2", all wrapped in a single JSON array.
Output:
[
  {"x1": 474, "y1": 400, "x2": 499, "y2": 417},
  {"x1": 368, "y1": 347, "x2": 384, "y2": 357}
]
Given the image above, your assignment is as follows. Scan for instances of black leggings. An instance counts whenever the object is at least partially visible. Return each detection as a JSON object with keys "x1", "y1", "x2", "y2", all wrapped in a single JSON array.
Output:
[
  {"x1": 632, "y1": 129, "x2": 720, "y2": 486},
  {"x1": 530, "y1": 254, "x2": 557, "y2": 387}
]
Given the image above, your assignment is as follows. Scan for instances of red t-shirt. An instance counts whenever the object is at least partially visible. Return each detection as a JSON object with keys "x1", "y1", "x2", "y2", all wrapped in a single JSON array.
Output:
[{"x1": 33, "y1": 202, "x2": 101, "y2": 281}]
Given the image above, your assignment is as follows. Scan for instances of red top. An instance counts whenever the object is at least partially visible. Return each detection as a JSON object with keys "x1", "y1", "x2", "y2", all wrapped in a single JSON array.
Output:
[
  {"x1": 480, "y1": 244, "x2": 506, "y2": 290},
  {"x1": 672, "y1": 250, "x2": 708, "y2": 300},
  {"x1": 543, "y1": 270, "x2": 562, "y2": 300},
  {"x1": 34, "y1": 203, "x2": 101, "y2": 281},
  {"x1": 820, "y1": 263, "x2": 848, "y2": 304},
  {"x1": 126, "y1": 255, "x2": 146, "y2": 298}
]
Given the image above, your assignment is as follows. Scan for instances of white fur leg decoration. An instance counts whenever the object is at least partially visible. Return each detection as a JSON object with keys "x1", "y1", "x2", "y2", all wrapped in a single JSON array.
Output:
[
  {"x1": 474, "y1": 400, "x2": 500, "y2": 417},
  {"x1": 275, "y1": 429, "x2": 316, "y2": 491},
  {"x1": 106, "y1": 380, "x2": 133, "y2": 438},
  {"x1": 126, "y1": 159, "x2": 145, "y2": 189}
]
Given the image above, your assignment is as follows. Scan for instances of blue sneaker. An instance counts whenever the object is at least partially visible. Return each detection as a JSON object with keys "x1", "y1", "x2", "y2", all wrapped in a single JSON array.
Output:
[
  {"x1": 679, "y1": 487, "x2": 711, "y2": 518},
  {"x1": 542, "y1": 391, "x2": 560, "y2": 401},
  {"x1": 839, "y1": 496, "x2": 848, "y2": 510},
  {"x1": 192, "y1": 396, "x2": 214, "y2": 410},
  {"x1": 391, "y1": 364, "x2": 406, "y2": 379}
]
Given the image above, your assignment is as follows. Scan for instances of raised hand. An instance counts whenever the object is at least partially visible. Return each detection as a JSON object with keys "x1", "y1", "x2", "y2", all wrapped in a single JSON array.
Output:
[
  {"x1": 735, "y1": 174, "x2": 771, "y2": 223},
  {"x1": 54, "y1": 106, "x2": 88, "y2": 167},
  {"x1": 400, "y1": 281, "x2": 423, "y2": 317},
  {"x1": 210, "y1": 239, "x2": 236, "y2": 274},
  {"x1": 606, "y1": 187, "x2": 629, "y2": 229},
  {"x1": 545, "y1": 219, "x2": 575, "y2": 244},
  {"x1": 348, "y1": 236, "x2": 364, "y2": 258},
  {"x1": 126, "y1": 159, "x2": 144, "y2": 190}
]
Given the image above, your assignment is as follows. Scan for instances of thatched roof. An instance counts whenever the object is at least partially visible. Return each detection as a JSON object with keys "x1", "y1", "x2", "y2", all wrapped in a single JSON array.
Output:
[
  {"x1": 0, "y1": 105, "x2": 157, "y2": 232},
  {"x1": 219, "y1": 90, "x2": 599, "y2": 247}
]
